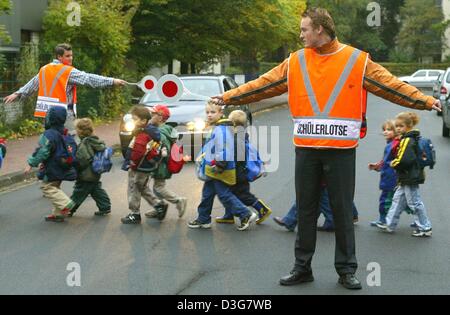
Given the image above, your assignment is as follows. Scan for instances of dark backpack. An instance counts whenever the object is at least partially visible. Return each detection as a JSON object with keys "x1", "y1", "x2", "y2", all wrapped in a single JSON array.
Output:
[
  {"x1": 92, "y1": 147, "x2": 113, "y2": 174},
  {"x1": 167, "y1": 142, "x2": 185, "y2": 174},
  {"x1": 56, "y1": 133, "x2": 78, "y2": 181},
  {"x1": 417, "y1": 137, "x2": 436, "y2": 169}
]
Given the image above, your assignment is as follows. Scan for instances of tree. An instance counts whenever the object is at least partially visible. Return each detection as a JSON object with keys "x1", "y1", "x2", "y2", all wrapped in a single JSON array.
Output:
[
  {"x1": 130, "y1": 0, "x2": 307, "y2": 74},
  {"x1": 41, "y1": 0, "x2": 139, "y2": 118},
  {"x1": 397, "y1": 0, "x2": 446, "y2": 63},
  {"x1": 0, "y1": 0, "x2": 12, "y2": 74}
]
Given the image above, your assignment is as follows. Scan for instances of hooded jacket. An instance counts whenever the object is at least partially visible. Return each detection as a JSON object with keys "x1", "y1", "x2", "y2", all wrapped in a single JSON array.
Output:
[
  {"x1": 391, "y1": 130, "x2": 425, "y2": 185},
  {"x1": 152, "y1": 124, "x2": 178, "y2": 180},
  {"x1": 76, "y1": 135, "x2": 107, "y2": 182},
  {"x1": 28, "y1": 106, "x2": 74, "y2": 182}
]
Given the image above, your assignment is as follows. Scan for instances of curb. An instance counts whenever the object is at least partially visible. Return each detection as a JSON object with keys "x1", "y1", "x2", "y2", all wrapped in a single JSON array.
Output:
[{"x1": 0, "y1": 144, "x2": 123, "y2": 192}]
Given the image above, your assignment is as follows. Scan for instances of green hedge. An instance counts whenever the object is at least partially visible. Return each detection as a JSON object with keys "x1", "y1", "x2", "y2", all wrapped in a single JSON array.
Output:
[{"x1": 380, "y1": 63, "x2": 450, "y2": 76}]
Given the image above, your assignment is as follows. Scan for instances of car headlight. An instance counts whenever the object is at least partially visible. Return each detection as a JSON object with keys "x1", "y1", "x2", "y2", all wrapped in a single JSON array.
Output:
[
  {"x1": 187, "y1": 119, "x2": 206, "y2": 132},
  {"x1": 123, "y1": 114, "x2": 135, "y2": 132}
]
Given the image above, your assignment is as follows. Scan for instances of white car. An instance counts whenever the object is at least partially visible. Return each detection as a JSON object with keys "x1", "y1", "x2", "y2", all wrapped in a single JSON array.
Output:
[{"x1": 398, "y1": 69, "x2": 444, "y2": 89}]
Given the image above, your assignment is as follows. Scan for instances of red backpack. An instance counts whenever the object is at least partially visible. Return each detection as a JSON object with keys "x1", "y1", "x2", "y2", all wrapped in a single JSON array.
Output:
[{"x1": 167, "y1": 142, "x2": 185, "y2": 174}]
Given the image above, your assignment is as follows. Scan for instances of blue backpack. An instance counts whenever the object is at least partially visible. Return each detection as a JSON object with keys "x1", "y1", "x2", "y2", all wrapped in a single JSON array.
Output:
[
  {"x1": 56, "y1": 133, "x2": 78, "y2": 181},
  {"x1": 417, "y1": 137, "x2": 436, "y2": 169},
  {"x1": 0, "y1": 150, "x2": 3, "y2": 169},
  {"x1": 92, "y1": 147, "x2": 114, "y2": 174},
  {"x1": 245, "y1": 141, "x2": 265, "y2": 182}
]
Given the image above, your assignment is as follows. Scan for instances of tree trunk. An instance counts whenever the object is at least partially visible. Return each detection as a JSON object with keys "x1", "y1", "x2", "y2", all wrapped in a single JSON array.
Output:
[
  {"x1": 180, "y1": 62, "x2": 189, "y2": 74},
  {"x1": 168, "y1": 61, "x2": 173, "y2": 74},
  {"x1": 190, "y1": 63, "x2": 196, "y2": 74}
]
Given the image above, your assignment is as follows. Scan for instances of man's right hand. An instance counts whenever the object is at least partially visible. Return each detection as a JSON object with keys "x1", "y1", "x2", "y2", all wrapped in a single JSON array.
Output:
[
  {"x1": 113, "y1": 79, "x2": 127, "y2": 87},
  {"x1": 3, "y1": 93, "x2": 19, "y2": 104},
  {"x1": 211, "y1": 95, "x2": 226, "y2": 106}
]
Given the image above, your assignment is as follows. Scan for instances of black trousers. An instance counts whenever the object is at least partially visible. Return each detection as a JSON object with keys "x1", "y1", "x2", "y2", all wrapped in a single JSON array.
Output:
[
  {"x1": 231, "y1": 181, "x2": 258, "y2": 207},
  {"x1": 294, "y1": 148, "x2": 357, "y2": 276}
]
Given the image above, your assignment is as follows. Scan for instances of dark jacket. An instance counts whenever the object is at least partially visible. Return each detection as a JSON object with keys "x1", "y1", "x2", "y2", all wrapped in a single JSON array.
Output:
[
  {"x1": 391, "y1": 130, "x2": 425, "y2": 186},
  {"x1": 76, "y1": 135, "x2": 107, "y2": 182},
  {"x1": 27, "y1": 107, "x2": 73, "y2": 182},
  {"x1": 152, "y1": 124, "x2": 177, "y2": 180},
  {"x1": 379, "y1": 139, "x2": 400, "y2": 191}
]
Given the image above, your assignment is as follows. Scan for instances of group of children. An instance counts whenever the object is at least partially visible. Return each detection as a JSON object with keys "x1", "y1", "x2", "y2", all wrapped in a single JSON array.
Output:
[
  {"x1": 7, "y1": 101, "x2": 433, "y2": 238},
  {"x1": 368, "y1": 112, "x2": 433, "y2": 237}
]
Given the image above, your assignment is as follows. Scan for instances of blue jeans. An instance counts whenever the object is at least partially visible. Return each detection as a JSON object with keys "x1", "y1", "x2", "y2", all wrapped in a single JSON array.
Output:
[
  {"x1": 386, "y1": 185, "x2": 432, "y2": 231},
  {"x1": 282, "y1": 188, "x2": 359, "y2": 229},
  {"x1": 197, "y1": 180, "x2": 251, "y2": 224}
]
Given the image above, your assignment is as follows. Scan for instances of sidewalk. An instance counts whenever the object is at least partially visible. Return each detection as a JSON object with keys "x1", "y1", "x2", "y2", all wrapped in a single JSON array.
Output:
[{"x1": 0, "y1": 120, "x2": 121, "y2": 189}]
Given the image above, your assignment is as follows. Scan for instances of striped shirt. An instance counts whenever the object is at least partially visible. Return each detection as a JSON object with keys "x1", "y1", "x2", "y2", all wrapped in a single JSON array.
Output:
[{"x1": 16, "y1": 60, "x2": 115, "y2": 104}]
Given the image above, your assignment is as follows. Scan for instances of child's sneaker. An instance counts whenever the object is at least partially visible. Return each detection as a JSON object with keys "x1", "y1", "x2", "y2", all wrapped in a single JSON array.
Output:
[
  {"x1": 215, "y1": 216, "x2": 235, "y2": 224},
  {"x1": 121, "y1": 213, "x2": 141, "y2": 224},
  {"x1": 412, "y1": 229, "x2": 432, "y2": 237},
  {"x1": 237, "y1": 212, "x2": 257, "y2": 231},
  {"x1": 188, "y1": 219, "x2": 212, "y2": 229},
  {"x1": 45, "y1": 214, "x2": 65, "y2": 223},
  {"x1": 376, "y1": 222, "x2": 394, "y2": 233},
  {"x1": 176, "y1": 198, "x2": 187, "y2": 218},
  {"x1": 95, "y1": 209, "x2": 111, "y2": 216},
  {"x1": 410, "y1": 222, "x2": 419, "y2": 228},
  {"x1": 155, "y1": 203, "x2": 169, "y2": 221},
  {"x1": 255, "y1": 200, "x2": 272, "y2": 224}
]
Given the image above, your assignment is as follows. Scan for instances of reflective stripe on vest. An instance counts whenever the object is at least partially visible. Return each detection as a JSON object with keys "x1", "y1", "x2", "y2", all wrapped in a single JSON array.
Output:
[
  {"x1": 288, "y1": 45, "x2": 368, "y2": 149},
  {"x1": 35, "y1": 64, "x2": 74, "y2": 118}
]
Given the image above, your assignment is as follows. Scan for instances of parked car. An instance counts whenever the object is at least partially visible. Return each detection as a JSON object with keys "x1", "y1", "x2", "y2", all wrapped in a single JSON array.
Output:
[
  {"x1": 433, "y1": 72, "x2": 444, "y2": 99},
  {"x1": 442, "y1": 93, "x2": 450, "y2": 137},
  {"x1": 398, "y1": 69, "x2": 444, "y2": 89},
  {"x1": 119, "y1": 75, "x2": 252, "y2": 159}
]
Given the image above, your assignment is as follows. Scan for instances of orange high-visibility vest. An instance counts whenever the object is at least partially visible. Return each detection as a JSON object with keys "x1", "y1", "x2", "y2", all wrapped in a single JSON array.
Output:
[
  {"x1": 288, "y1": 45, "x2": 369, "y2": 149},
  {"x1": 35, "y1": 63, "x2": 75, "y2": 118}
]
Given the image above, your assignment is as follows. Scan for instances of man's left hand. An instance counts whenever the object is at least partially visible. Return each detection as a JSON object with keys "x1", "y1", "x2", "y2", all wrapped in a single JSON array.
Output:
[{"x1": 432, "y1": 99, "x2": 442, "y2": 112}]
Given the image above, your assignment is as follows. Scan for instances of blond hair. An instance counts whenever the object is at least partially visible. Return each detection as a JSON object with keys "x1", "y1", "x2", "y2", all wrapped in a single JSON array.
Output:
[
  {"x1": 382, "y1": 119, "x2": 397, "y2": 132},
  {"x1": 229, "y1": 110, "x2": 247, "y2": 127},
  {"x1": 206, "y1": 99, "x2": 223, "y2": 112},
  {"x1": 75, "y1": 118, "x2": 94, "y2": 138},
  {"x1": 395, "y1": 112, "x2": 420, "y2": 128}
]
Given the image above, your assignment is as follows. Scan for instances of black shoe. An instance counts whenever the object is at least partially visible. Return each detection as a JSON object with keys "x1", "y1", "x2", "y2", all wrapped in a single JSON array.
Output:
[
  {"x1": 95, "y1": 209, "x2": 111, "y2": 216},
  {"x1": 121, "y1": 213, "x2": 141, "y2": 224},
  {"x1": 155, "y1": 203, "x2": 169, "y2": 221},
  {"x1": 279, "y1": 270, "x2": 314, "y2": 286},
  {"x1": 338, "y1": 274, "x2": 362, "y2": 290}
]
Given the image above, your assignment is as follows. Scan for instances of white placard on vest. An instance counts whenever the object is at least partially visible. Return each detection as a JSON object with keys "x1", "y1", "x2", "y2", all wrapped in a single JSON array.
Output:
[
  {"x1": 35, "y1": 96, "x2": 67, "y2": 115},
  {"x1": 293, "y1": 118, "x2": 361, "y2": 140}
]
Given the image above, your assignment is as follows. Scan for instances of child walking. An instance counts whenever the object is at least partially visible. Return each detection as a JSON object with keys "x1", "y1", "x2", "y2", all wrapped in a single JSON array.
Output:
[
  {"x1": 377, "y1": 112, "x2": 432, "y2": 237},
  {"x1": 121, "y1": 106, "x2": 168, "y2": 224},
  {"x1": 188, "y1": 101, "x2": 257, "y2": 231},
  {"x1": 69, "y1": 118, "x2": 111, "y2": 217},
  {"x1": 215, "y1": 110, "x2": 272, "y2": 225},
  {"x1": 26, "y1": 107, "x2": 76, "y2": 222},
  {"x1": 143, "y1": 105, "x2": 190, "y2": 220},
  {"x1": 368, "y1": 120, "x2": 407, "y2": 226},
  {"x1": 0, "y1": 138, "x2": 6, "y2": 169}
]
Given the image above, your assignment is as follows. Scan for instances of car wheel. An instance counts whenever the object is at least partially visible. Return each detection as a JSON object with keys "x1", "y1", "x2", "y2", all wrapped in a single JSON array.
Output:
[{"x1": 443, "y1": 121, "x2": 450, "y2": 138}]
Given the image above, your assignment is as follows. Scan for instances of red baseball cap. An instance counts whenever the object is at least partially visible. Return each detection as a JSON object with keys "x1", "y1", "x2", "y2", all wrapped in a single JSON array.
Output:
[{"x1": 150, "y1": 105, "x2": 171, "y2": 120}]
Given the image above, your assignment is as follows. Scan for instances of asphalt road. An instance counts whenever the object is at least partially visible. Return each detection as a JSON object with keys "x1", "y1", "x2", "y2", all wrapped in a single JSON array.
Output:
[{"x1": 1, "y1": 93, "x2": 449, "y2": 295}]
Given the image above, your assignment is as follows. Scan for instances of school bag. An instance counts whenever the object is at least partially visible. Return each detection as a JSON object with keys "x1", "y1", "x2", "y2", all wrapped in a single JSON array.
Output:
[
  {"x1": 56, "y1": 133, "x2": 78, "y2": 181},
  {"x1": 167, "y1": 142, "x2": 185, "y2": 174},
  {"x1": 245, "y1": 141, "x2": 265, "y2": 182},
  {"x1": 416, "y1": 137, "x2": 436, "y2": 169},
  {"x1": 92, "y1": 147, "x2": 114, "y2": 174}
]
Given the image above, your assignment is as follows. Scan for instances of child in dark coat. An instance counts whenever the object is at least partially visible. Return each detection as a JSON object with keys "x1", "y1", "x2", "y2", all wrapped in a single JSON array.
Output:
[{"x1": 69, "y1": 118, "x2": 111, "y2": 217}]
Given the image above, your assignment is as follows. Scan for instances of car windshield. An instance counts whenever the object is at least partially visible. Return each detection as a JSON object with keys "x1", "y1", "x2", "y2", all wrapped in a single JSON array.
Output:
[{"x1": 142, "y1": 78, "x2": 220, "y2": 103}]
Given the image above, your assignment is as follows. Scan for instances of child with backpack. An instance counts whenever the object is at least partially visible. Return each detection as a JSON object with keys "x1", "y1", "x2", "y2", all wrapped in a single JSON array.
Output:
[
  {"x1": 377, "y1": 112, "x2": 433, "y2": 237},
  {"x1": 25, "y1": 107, "x2": 77, "y2": 222},
  {"x1": 215, "y1": 110, "x2": 272, "y2": 225},
  {"x1": 0, "y1": 138, "x2": 6, "y2": 169},
  {"x1": 143, "y1": 105, "x2": 191, "y2": 220},
  {"x1": 121, "y1": 106, "x2": 168, "y2": 224},
  {"x1": 69, "y1": 118, "x2": 112, "y2": 217},
  {"x1": 368, "y1": 120, "x2": 414, "y2": 227},
  {"x1": 188, "y1": 101, "x2": 257, "y2": 231}
]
